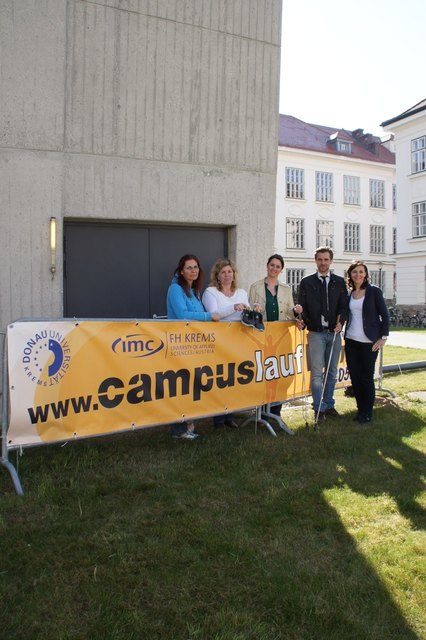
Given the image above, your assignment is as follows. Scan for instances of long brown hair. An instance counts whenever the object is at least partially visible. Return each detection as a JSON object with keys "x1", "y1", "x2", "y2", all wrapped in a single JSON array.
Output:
[
  {"x1": 346, "y1": 260, "x2": 370, "y2": 290},
  {"x1": 173, "y1": 254, "x2": 204, "y2": 297}
]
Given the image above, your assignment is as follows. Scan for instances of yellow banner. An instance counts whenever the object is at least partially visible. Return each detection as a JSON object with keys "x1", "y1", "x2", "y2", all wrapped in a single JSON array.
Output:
[{"x1": 6, "y1": 320, "x2": 349, "y2": 447}]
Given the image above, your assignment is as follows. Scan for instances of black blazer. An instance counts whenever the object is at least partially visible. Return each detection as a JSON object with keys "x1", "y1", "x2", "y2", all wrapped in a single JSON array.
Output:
[
  {"x1": 298, "y1": 272, "x2": 348, "y2": 331},
  {"x1": 345, "y1": 284, "x2": 389, "y2": 342}
]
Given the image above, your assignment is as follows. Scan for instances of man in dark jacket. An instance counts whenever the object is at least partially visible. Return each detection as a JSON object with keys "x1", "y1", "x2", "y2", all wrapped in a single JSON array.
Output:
[{"x1": 296, "y1": 247, "x2": 347, "y2": 422}]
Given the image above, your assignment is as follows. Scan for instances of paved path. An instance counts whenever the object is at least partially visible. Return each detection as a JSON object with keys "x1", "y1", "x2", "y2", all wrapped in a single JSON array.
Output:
[{"x1": 387, "y1": 331, "x2": 426, "y2": 350}]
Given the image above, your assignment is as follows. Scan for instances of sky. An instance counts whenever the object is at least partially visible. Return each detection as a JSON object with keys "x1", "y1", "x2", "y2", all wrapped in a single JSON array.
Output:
[{"x1": 280, "y1": 0, "x2": 425, "y2": 137}]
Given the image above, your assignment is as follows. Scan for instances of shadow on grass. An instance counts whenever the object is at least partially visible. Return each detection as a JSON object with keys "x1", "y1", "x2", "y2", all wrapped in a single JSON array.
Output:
[{"x1": 0, "y1": 402, "x2": 424, "y2": 639}]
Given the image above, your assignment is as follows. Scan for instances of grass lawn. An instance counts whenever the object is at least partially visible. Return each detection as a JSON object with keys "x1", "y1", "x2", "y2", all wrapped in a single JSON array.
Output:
[
  {"x1": 384, "y1": 344, "x2": 426, "y2": 365},
  {"x1": 0, "y1": 366, "x2": 425, "y2": 639}
]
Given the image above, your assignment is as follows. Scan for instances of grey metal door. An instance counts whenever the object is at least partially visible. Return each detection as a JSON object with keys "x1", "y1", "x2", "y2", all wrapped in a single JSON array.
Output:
[{"x1": 64, "y1": 221, "x2": 227, "y2": 318}]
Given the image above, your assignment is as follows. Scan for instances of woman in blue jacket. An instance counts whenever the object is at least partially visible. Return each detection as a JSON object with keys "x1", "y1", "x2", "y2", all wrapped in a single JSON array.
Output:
[
  {"x1": 166, "y1": 254, "x2": 219, "y2": 439},
  {"x1": 345, "y1": 261, "x2": 389, "y2": 423}
]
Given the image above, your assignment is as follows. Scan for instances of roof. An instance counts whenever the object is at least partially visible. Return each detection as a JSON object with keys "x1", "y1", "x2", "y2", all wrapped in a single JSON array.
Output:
[
  {"x1": 381, "y1": 99, "x2": 426, "y2": 127},
  {"x1": 278, "y1": 114, "x2": 395, "y2": 165}
]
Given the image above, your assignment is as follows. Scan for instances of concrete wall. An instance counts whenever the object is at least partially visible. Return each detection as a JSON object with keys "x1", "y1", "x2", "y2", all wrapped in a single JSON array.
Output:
[{"x1": 0, "y1": 0, "x2": 282, "y2": 333}]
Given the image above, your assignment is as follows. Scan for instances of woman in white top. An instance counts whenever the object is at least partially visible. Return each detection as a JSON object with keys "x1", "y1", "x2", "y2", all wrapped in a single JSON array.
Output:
[
  {"x1": 345, "y1": 260, "x2": 389, "y2": 423},
  {"x1": 202, "y1": 258, "x2": 250, "y2": 428}
]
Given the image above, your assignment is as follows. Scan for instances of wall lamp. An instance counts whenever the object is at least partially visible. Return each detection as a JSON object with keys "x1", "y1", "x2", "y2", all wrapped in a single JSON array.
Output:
[{"x1": 50, "y1": 216, "x2": 56, "y2": 276}]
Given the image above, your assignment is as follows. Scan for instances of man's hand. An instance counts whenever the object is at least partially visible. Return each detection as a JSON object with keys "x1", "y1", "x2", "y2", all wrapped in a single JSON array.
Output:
[{"x1": 334, "y1": 321, "x2": 342, "y2": 333}]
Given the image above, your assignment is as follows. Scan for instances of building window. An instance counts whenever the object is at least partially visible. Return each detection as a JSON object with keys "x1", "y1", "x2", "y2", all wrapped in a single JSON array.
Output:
[
  {"x1": 337, "y1": 140, "x2": 352, "y2": 153},
  {"x1": 392, "y1": 227, "x2": 397, "y2": 254},
  {"x1": 411, "y1": 136, "x2": 426, "y2": 174},
  {"x1": 316, "y1": 220, "x2": 334, "y2": 249},
  {"x1": 370, "y1": 270, "x2": 386, "y2": 291},
  {"x1": 370, "y1": 225, "x2": 385, "y2": 253},
  {"x1": 344, "y1": 223, "x2": 360, "y2": 252},
  {"x1": 369, "y1": 179, "x2": 385, "y2": 208},
  {"x1": 413, "y1": 201, "x2": 426, "y2": 237},
  {"x1": 343, "y1": 175, "x2": 360, "y2": 205},
  {"x1": 286, "y1": 168, "x2": 304, "y2": 199},
  {"x1": 286, "y1": 268, "x2": 305, "y2": 296},
  {"x1": 286, "y1": 218, "x2": 305, "y2": 249},
  {"x1": 316, "y1": 172, "x2": 333, "y2": 202},
  {"x1": 392, "y1": 184, "x2": 397, "y2": 211}
]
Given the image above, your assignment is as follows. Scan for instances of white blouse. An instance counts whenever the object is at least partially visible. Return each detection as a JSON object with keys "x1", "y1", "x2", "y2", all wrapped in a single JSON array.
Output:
[
  {"x1": 202, "y1": 287, "x2": 249, "y2": 321},
  {"x1": 346, "y1": 295, "x2": 372, "y2": 343}
]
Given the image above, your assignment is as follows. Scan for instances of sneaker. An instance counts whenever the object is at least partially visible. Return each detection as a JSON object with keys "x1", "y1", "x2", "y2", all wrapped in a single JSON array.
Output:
[
  {"x1": 241, "y1": 309, "x2": 255, "y2": 328},
  {"x1": 325, "y1": 407, "x2": 341, "y2": 418},
  {"x1": 177, "y1": 430, "x2": 200, "y2": 440},
  {"x1": 253, "y1": 311, "x2": 265, "y2": 332}
]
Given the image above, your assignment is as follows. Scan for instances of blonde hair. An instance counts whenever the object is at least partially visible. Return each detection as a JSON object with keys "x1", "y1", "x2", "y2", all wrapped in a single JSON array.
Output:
[{"x1": 209, "y1": 258, "x2": 238, "y2": 292}]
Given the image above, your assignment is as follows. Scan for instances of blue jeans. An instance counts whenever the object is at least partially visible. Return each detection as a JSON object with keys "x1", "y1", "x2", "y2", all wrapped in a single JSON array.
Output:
[{"x1": 308, "y1": 330, "x2": 342, "y2": 413}]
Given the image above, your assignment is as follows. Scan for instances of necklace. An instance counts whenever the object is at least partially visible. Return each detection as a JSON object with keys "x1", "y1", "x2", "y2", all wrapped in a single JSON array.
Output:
[{"x1": 221, "y1": 287, "x2": 234, "y2": 298}]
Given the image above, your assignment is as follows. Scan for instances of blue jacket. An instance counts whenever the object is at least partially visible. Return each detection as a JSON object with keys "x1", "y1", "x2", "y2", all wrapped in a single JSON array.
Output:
[
  {"x1": 166, "y1": 282, "x2": 213, "y2": 321},
  {"x1": 345, "y1": 284, "x2": 389, "y2": 342}
]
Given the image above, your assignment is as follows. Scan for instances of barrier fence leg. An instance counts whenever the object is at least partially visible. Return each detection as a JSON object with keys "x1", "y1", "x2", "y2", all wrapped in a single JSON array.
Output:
[
  {"x1": 239, "y1": 406, "x2": 278, "y2": 437},
  {"x1": 261, "y1": 404, "x2": 294, "y2": 435}
]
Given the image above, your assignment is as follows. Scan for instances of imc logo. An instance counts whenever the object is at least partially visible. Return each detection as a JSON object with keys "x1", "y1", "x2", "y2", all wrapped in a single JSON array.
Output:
[{"x1": 111, "y1": 333, "x2": 164, "y2": 358}]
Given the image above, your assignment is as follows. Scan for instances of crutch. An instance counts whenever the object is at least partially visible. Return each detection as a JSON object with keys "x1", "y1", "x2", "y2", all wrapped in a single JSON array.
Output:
[{"x1": 315, "y1": 330, "x2": 337, "y2": 430}]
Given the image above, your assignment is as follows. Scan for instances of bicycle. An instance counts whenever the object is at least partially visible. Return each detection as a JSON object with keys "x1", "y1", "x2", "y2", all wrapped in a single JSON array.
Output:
[{"x1": 387, "y1": 306, "x2": 403, "y2": 327}]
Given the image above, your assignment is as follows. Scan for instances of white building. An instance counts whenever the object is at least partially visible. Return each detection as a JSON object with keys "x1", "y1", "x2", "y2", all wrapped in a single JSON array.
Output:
[
  {"x1": 275, "y1": 115, "x2": 396, "y2": 301},
  {"x1": 382, "y1": 100, "x2": 426, "y2": 308}
]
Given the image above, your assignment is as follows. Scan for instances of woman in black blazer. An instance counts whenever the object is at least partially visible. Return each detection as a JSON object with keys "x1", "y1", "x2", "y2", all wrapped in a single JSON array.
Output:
[{"x1": 344, "y1": 261, "x2": 389, "y2": 423}]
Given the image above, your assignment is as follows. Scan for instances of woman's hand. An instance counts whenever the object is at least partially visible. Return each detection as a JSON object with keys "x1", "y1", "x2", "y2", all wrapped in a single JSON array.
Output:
[
  {"x1": 372, "y1": 338, "x2": 386, "y2": 351},
  {"x1": 211, "y1": 312, "x2": 220, "y2": 322},
  {"x1": 294, "y1": 304, "x2": 303, "y2": 315},
  {"x1": 234, "y1": 303, "x2": 246, "y2": 312}
]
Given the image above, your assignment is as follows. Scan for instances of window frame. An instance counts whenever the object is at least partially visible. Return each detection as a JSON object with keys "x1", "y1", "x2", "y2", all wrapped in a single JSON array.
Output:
[
  {"x1": 411, "y1": 136, "x2": 426, "y2": 174},
  {"x1": 285, "y1": 167, "x2": 305, "y2": 199},
  {"x1": 343, "y1": 175, "x2": 360, "y2": 205},
  {"x1": 344, "y1": 222, "x2": 360, "y2": 252},
  {"x1": 316, "y1": 220, "x2": 334, "y2": 249},
  {"x1": 370, "y1": 225, "x2": 385, "y2": 254},
  {"x1": 412, "y1": 201, "x2": 426, "y2": 238},
  {"x1": 315, "y1": 171, "x2": 334, "y2": 202},
  {"x1": 286, "y1": 217, "x2": 305, "y2": 250},
  {"x1": 369, "y1": 179, "x2": 385, "y2": 208}
]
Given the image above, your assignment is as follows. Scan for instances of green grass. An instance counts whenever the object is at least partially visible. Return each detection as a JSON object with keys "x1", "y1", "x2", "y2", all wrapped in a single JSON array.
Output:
[
  {"x1": 0, "y1": 370, "x2": 425, "y2": 640},
  {"x1": 384, "y1": 344, "x2": 426, "y2": 365}
]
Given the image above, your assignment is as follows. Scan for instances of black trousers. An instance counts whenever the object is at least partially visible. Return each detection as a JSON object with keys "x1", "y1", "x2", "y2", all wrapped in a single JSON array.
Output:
[{"x1": 345, "y1": 338, "x2": 378, "y2": 417}]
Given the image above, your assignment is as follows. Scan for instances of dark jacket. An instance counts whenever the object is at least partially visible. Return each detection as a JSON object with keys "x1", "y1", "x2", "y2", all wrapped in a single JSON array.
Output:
[
  {"x1": 345, "y1": 283, "x2": 389, "y2": 342},
  {"x1": 298, "y1": 272, "x2": 348, "y2": 331}
]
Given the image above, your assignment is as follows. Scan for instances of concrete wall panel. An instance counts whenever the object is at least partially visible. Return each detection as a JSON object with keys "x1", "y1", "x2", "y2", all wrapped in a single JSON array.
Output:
[
  {"x1": 0, "y1": 0, "x2": 66, "y2": 150},
  {"x1": 0, "y1": 150, "x2": 63, "y2": 321},
  {"x1": 65, "y1": 2, "x2": 279, "y2": 171}
]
